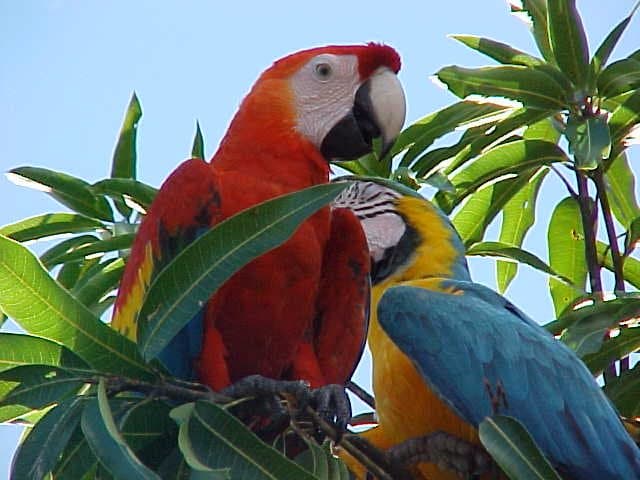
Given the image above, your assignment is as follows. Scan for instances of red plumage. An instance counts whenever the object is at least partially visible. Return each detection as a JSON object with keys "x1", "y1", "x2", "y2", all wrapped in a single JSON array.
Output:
[{"x1": 112, "y1": 43, "x2": 403, "y2": 393}]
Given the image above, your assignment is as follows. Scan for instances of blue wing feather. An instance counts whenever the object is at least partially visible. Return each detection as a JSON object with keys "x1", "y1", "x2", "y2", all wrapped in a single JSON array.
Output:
[{"x1": 378, "y1": 280, "x2": 640, "y2": 480}]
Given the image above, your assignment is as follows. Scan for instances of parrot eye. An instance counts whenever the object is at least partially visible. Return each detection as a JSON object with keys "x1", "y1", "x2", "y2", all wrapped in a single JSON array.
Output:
[{"x1": 314, "y1": 62, "x2": 333, "y2": 81}]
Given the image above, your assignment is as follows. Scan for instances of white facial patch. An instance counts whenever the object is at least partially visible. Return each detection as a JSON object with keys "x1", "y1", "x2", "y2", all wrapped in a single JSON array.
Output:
[
  {"x1": 333, "y1": 181, "x2": 405, "y2": 261},
  {"x1": 290, "y1": 54, "x2": 361, "y2": 149}
]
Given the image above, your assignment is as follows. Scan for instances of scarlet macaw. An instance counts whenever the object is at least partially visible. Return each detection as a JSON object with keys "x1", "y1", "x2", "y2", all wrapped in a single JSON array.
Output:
[
  {"x1": 334, "y1": 180, "x2": 640, "y2": 479},
  {"x1": 111, "y1": 45, "x2": 405, "y2": 409}
]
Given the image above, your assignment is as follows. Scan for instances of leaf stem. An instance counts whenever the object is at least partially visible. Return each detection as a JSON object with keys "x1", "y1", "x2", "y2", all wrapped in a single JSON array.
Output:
[
  {"x1": 593, "y1": 167, "x2": 630, "y2": 373},
  {"x1": 575, "y1": 171, "x2": 604, "y2": 297}
]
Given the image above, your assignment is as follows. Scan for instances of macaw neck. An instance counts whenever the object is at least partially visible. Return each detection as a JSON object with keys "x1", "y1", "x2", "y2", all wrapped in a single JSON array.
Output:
[{"x1": 387, "y1": 196, "x2": 471, "y2": 285}]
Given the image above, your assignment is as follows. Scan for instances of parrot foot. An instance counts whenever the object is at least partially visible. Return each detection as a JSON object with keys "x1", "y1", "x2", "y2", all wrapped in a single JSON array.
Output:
[
  {"x1": 311, "y1": 383, "x2": 352, "y2": 435},
  {"x1": 483, "y1": 378, "x2": 508, "y2": 416},
  {"x1": 220, "y1": 374, "x2": 311, "y2": 411},
  {"x1": 387, "y1": 431, "x2": 492, "y2": 478}
]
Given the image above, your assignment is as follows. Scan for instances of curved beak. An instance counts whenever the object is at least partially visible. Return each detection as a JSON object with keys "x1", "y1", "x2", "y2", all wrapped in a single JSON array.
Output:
[{"x1": 321, "y1": 67, "x2": 406, "y2": 161}]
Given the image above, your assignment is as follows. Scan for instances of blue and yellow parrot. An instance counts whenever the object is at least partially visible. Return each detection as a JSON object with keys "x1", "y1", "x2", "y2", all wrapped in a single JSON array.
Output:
[{"x1": 334, "y1": 180, "x2": 640, "y2": 479}]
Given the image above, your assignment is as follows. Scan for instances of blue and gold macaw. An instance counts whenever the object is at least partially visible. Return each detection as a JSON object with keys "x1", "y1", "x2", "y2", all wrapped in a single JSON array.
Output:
[{"x1": 334, "y1": 180, "x2": 640, "y2": 480}]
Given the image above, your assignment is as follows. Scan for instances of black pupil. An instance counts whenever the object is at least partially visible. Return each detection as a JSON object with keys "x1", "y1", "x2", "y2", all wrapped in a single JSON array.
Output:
[{"x1": 317, "y1": 64, "x2": 330, "y2": 77}]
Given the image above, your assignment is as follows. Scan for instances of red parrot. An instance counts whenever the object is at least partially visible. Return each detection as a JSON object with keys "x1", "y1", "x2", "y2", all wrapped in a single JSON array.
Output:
[{"x1": 111, "y1": 45, "x2": 405, "y2": 402}]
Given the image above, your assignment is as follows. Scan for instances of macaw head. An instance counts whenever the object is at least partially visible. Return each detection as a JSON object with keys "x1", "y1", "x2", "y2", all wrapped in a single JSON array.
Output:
[
  {"x1": 223, "y1": 44, "x2": 406, "y2": 163},
  {"x1": 332, "y1": 180, "x2": 470, "y2": 284}
]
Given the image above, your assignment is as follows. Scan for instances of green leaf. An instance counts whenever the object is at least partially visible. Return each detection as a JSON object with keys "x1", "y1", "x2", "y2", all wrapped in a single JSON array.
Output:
[
  {"x1": 92, "y1": 178, "x2": 158, "y2": 213},
  {"x1": 560, "y1": 307, "x2": 636, "y2": 358},
  {"x1": 432, "y1": 108, "x2": 552, "y2": 178},
  {"x1": 11, "y1": 397, "x2": 86, "y2": 480},
  {"x1": 510, "y1": 0, "x2": 555, "y2": 63},
  {"x1": 0, "y1": 365, "x2": 86, "y2": 410},
  {"x1": 604, "y1": 364, "x2": 640, "y2": 418},
  {"x1": 111, "y1": 92, "x2": 142, "y2": 180},
  {"x1": 436, "y1": 139, "x2": 568, "y2": 213},
  {"x1": 436, "y1": 65, "x2": 566, "y2": 110},
  {"x1": 82, "y1": 379, "x2": 160, "y2": 480},
  {"x1": 598, "y1": 241, "x2": 640, "y2": 289},
  {"x1": 53, "y1": 426, "x2": 99, "y2": 480},
  {"x1": 191, "y1": 121, "x2": 205, "y2": 159},
  {"x1": 565, "y1": 113, "x2": 611, "y2": 170},
  {"x1": 7, "y1": 167, "x2": 114, "y2": 221},
  {"x1": 590, "y1": 2, "x2": 640, "y2": 78},
  {"x1": 547, "y1": 197, "x2": 588, "y2": 316},
  {"x1": 396, "y1": 101, "x2": 509, "y2": 168},
  {"x1": 0, "y1": 234, "x2": 153, "y2": 379},
  {"x1": 467, "y1": 241, "x2": 570, "y2": 285},
  {"x1": 0, "y1": 333, "x2": 88, "y2": 372},
  {"x1": 39, "y1": 234, "x2": 99, "y2": 269},
  {"x1": 583, "y1": 327, "x2": 640, "y2": 375},
  {"x1": 0, "y1": 213, "x2": 104, "y2": 243},
  {"x1": 497, "y1": 168, "x2": 548, "y2": 292},
  {"x1": 547, "y1": 0, "x2": 589, "y2": 89},
  {"x1": 171, "y1": 401, "x2": 316, "y2": 480},
  {"x1": 452, "y1": 172, "x2": 540, "y2": 246},
  {"x1": 605, "y1": 153, "x2": 640, "y2": 228},
  {"x1": 604, "y1": 364, "x2": 640, "y2": 417},
  {"x1": 47, "y1": 233, "x2": 135, "y2": 266},
  {"x1": 451, "y1": 35, "x2": 543, "y2": 67},
  {"x1": 72, "y1": 258, "x2": 125, "y2": 308},
  {"x1": 608, "y1": 90, "x2": 640, "y2": 161},
  {"x1": 598, "y1": 58, "x2": 640, "y2": 99},
  {"x1": 479, "y1": 415, "x2": 562, "y2": 480},
  {"x1": 138, "y1": 183, "x2": 348, "y2": 361}
]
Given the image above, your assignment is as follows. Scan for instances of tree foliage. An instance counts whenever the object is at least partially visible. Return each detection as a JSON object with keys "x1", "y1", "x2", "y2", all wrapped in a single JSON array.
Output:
[{"x1": 1, "y1": 2, "x2": 640, "y2": 479}]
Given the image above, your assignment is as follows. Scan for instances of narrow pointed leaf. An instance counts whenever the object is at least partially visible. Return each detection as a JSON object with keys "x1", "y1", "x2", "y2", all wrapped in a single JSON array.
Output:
[
  {"x1": 7, "y1": 167, "x2": 113, "y2": 221},
  {"x1": 604, "y1": 365, "x2": 640, "y2": 416},
  {"x1": 560, "y1": 303, "x2": 638, "y2": 357},
  {"x1": 191, "y1": 121, "x2": 205, "y2": 159},
  {"x1": 598, "y1": 58, "x2": 640, "y2": 99},
  {"x1": 609, "y1": 91, "x2": 640, "y2": 151},
  {"x1": 435, "y1": 108, "x2": 552, "y2": 178},
  {"x1": 510, "y1": 0, "x2": 555, "y2": 63},
  {"x1": 451, "y1": 35, "x2": 543, "y2": 67},
  {"x1": 92, "y1": 178, "x2": 158, "y2": 212},
  {"x1": 39, "y1": 234, "x2": 99, "y2": 269},
  {"x1": 566, "y1": 114, "x2": 611, "y2": 170},
  {"x1": 547, "y1": 0, "x2": 589, "y2": 89},
  {"x1": 598, "y1": 241, "x2": 640, "y2": 289},
  {"x1": 583, "y1": 327, "x2": 640, "y2": 375},
  {"x1": 0, "y1": 333, "x2": 87, "y2": 373},
  {"x1": 437, "y1": 65, "x2": 566, "y2": 110},
  {"x1": 467, "y1": 241, "x2": 570, "y2": 285},
  {"x1": 498, "y1": 168, "x2": 548, "y2": 292},
  {"x1": 0, "y1": 234, "x2": 153, "y2": 379},
  {"x1": 605, "y1": 153, "x2": 640, "y2": 228},
  {"x1": 0, "y1": 213, "x2": 104, "y2": 243},
  {"x1": 436, "y1": 140, "x2": 568, "y2": 213},
  {"x1": 72, "y1": 258, "x2": 125, "y2": 308},
  {"x1": 11, "y1": 397, "x2": 86, "y2": 480},
  {"x1": 138, "y1": 183, "x2": 348, "y2": 361},
  {"x1": 547, "y1": 197, "x2": 588, "y2": 316},
  {"x1": 82, "y1": 379, "x2": 160, "y2": 480},
  {"x1": 53, "y1": 426, "x2": 98, "y2": 480},
  {"x1": 111, "y1": 92, "x2": 142, "y2": 180},
  {"x1": 452, "y1": 172, "x2": 540, "y2": 246},
  {"x1": 0, "y1": 365, "x2": 86, "y2": 410},
  {"x1": 591, "y1": 2, "x2": 640, "y2": 77},
  {"x1": 48, "y1": 233, "x2": 135, "y2": 265},
  {"x1": 172, "y1": 400, "x2": 316, "y2": 480},
  {"x1": 479, "y1": 415, "x2": 562, "y2": 480},
  {"x1": 397, "y1": 101, "x2": 509, "y2": 167}
]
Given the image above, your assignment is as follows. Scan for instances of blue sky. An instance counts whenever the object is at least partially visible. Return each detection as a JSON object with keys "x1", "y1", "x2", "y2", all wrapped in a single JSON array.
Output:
[{"x1": 1, "y1": 1, "x2": 638, "y2": 476}]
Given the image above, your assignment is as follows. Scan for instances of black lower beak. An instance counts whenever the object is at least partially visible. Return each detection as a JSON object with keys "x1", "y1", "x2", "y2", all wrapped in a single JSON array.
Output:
[{"x1": 320, "y1": 81, "x2": 381, "y2": 162}]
